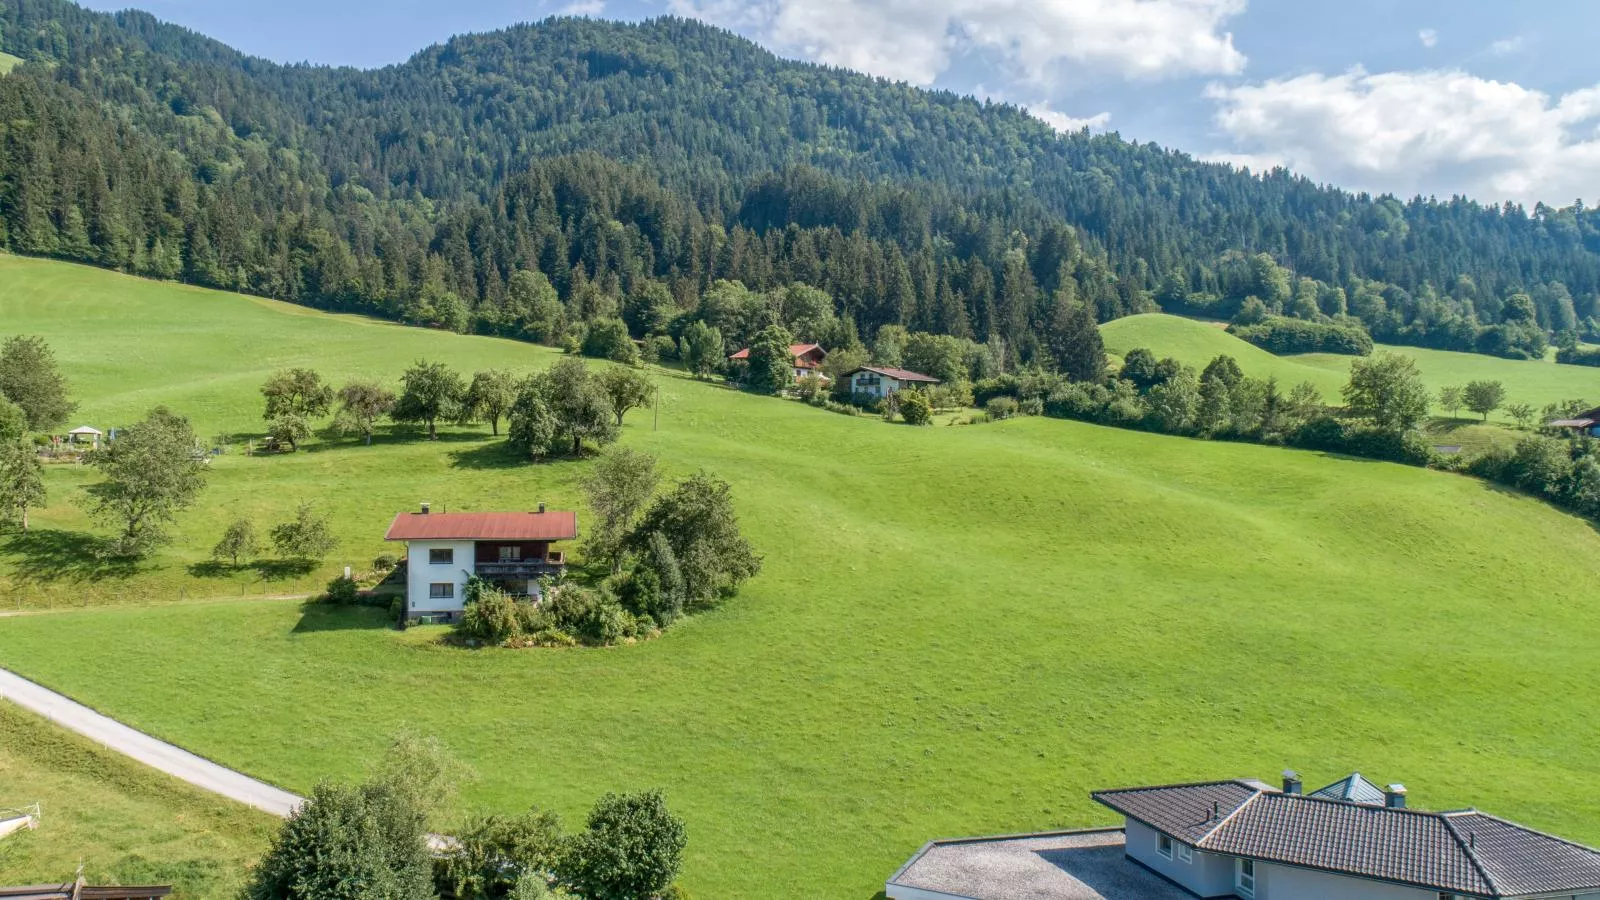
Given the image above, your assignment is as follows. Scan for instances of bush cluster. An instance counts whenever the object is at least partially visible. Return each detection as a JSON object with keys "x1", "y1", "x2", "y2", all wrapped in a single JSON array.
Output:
[
  {"x1": 1469, "y1": 436, "x2": 1600, "y2": 519},
  {"x1": 1228, "y1": 315, "x2": 1374, "y2": 356},
  {"x1": 1555, "y1": 346, "x2": 1600, "y2": 367},
  {"x1": 456, "y1": 578, "x2": 654, "y2": 648}
]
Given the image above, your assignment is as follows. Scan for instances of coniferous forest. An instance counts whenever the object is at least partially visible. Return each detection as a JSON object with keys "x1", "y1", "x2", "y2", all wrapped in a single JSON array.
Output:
[{"x1": 3, "y1": 0, "x2": 1600, "y2": 370}]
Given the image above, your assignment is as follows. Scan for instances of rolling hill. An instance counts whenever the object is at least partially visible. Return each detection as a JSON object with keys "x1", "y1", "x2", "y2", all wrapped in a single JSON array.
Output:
[
  {"x1": 2, "y1": 256, "x2": 1600, "y2": 897},
  {"x1": 1102, "y1": 313, "x2": 1600, "y2": 420}
]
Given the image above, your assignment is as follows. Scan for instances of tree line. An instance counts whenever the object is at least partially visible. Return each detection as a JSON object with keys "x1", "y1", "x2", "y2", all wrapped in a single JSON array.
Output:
[{"x1": 2, "y1": 2, "x2": 1600, "y2": 372}]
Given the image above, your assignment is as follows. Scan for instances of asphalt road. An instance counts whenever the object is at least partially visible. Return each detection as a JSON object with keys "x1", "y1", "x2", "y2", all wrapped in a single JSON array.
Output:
[{"x1": 0, "y1": 666, "x2": 303, "y2": 817}]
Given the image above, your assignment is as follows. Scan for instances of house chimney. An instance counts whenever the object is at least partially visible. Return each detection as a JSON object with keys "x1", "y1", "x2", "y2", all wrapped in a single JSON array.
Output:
[
  {"x1": 537, "y1": 502, "x2": 546, "y2": 514},
  {"x1": 420, "y1": 502, "x2": 430, "y2": 515},
  {"x1": 1282, "y1": 770, "x2": 1302, "y2": 795},
  {"x1": 1384, "y1": 784, "x2": 1407, "y2": 809}
]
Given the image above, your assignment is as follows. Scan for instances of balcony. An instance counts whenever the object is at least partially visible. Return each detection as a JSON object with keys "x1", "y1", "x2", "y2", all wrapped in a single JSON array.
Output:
[{"x1": 474, "y1": 551, "x2": 565, "y2": 577}]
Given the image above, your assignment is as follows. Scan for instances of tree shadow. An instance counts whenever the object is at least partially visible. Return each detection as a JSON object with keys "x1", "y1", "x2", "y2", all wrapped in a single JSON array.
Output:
[
  {"x1": 252, "y1": 558, "x2": 320, "y2": 581},
  {"x1": 291, "y1": 600, "x2": 392, "y2": 633},
  {"x1": 2, "y1": 529, "x2": 140, "y2": 584},
  {"x1": 450, "y1": 440, "x2": 536, "y2": 470}
]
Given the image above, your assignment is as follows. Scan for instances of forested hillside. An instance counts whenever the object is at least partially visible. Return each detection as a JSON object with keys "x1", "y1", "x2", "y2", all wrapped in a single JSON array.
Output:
[{"x1": 3, "y1": 0, "x2": 1600, "y2": 368}]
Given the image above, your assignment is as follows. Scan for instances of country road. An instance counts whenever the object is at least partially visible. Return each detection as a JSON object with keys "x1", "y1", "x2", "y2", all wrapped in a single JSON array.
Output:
[{"x1": 0, "y1": 666, "x2": 303, "y2": 817}]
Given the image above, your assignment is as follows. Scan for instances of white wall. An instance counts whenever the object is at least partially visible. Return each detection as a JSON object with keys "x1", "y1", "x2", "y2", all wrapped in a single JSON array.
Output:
[
  {"x1": 404, "y1": 540, "x2": 476, "y2": 615},
  {"x1": 1253, "y1": 860, "x2": 1442, "y2": 899},
  {"x1": 1124, "y1": 820, "x2": 1234, "y2": 897},
  {"x1": 850, "y1": 372, "x2": 904, "y2": 399}
]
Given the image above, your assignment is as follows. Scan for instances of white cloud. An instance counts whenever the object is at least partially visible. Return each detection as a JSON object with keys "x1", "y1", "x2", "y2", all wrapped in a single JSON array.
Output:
[
  {"x1": 669, "y1": 0, "x2": 1247, "y2": 88},
  {"x1": 561, "y1": 0, "x2": 605, "y2": 14},
  {"x1": 1205, "y1": 67, "x2": 1600, "y2": 204},
  {"x1": 1489, "y1": 36, "x2": 1525, "y2": 55},
  {"x1": 1418, "y1": 28, "x2": 1437, "y2": 49},
  {"x1": 1028, "y1": 101, "x2": 1112, "y2": 133}
]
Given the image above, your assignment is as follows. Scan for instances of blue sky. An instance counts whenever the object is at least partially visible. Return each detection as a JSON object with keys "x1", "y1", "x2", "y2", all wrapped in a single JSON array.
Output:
[{"x1": 78, "y1": 0, "x2": 1600, "y2": 206}]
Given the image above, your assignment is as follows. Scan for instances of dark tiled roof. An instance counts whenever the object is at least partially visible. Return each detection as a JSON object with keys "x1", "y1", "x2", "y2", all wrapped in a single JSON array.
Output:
[
  {"x1": 1309, "y1": 772, "x2": 1388, "y2": 805},
  {"x1": 1093, "y1": 780, "x2": 1600, "y2": 897},
  {"x1": 847, "y1": 365, "x2": 941, "y2": 383}
]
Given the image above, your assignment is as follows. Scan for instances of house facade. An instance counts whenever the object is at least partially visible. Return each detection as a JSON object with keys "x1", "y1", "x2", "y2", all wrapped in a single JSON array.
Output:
[
  {"x1": 383, "y1": 505, "x2": 577, "y2": 623},
  {"x1": 845, "y1": 365, "x2": 940, "y2": 399},
  {"x1": 727, "y1": 343, "x2": 828, "y2": 380},
  {"x1": 887, "y1": 772, "x2": 1600, "y2": 900}
]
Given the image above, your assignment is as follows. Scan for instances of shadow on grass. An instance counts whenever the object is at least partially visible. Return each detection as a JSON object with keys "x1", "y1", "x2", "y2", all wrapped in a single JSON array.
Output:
[
  {"x1": 291, "y1": 600, "x2": 392, "y2": 633},
  {"x1": 2, "y1": 529, "x2": 139, "y2": 583},
  {"x1": 449, "y1": 439, "x2": 598, "y2": 470},
  {"x1": 185, "y1": 558, "x2": 318, "y2": 581}
]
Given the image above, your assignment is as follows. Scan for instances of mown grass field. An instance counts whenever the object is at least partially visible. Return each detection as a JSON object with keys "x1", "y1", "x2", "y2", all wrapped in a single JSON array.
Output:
[
  {"x1": 3, "y1": 257, "x2": 1600, "y2": 897},
  {"x1": 0, "y1": 701, "x2": 274, "y2": 897},
  {"x1": 1101, "y1": 313, "x2": 1600, "y2": 421},
  {"x1": 0, "y1": 53, "x2": 21, "y2": 75}
]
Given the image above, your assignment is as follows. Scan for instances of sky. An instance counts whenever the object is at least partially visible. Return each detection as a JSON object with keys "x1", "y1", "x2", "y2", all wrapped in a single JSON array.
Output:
[{"x1": 76, "y1": 0, "x2": 1600, "y2": 207}]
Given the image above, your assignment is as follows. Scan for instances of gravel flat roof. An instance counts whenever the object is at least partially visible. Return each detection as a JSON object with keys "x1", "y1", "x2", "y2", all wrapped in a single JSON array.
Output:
[{"x1": 888, "y1": 828, "x2": 1195, "y2": 899}]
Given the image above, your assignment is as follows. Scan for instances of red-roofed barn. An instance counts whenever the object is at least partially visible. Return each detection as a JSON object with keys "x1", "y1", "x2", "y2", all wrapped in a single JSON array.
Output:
[{"x1": 384, "y1": 503, "x2": 577, "y2": 623}]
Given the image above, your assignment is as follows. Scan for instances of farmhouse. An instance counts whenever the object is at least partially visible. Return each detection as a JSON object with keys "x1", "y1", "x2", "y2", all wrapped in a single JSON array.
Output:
[
  {"x1": 384, "y1": 504, "x2": 577, "y2": 623},
  {"x1": 1547, "y1": 405, "x2": 1600, "y2": 437},
  {"x1": 728, "y1": 343, "x2": 828, "y2": 380},
  {"x1": 886, "y1": 771, "x2": 1600, "y2": 900},
  {"x1": 844, "y1": 365, "x2": 940, "y2": 399}
]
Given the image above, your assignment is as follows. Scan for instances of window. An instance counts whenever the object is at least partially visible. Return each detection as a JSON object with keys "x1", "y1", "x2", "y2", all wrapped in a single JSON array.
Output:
[
  {"x1": 428, "y1": 548, "x2": 453, "y2": 565},
  {"x1": 499, "y1": 545, "x2": 522, "y2": 561},
  {"x1": 429, "y1": 582, "x2": 454, "y2": 599},
  {"x1": 1177, "y1": 843, "x2": 1193, "y2": 863},
  {"x1": 1236, "y1": 859, "x2": 1256, "y2": 897},
  {"x1": 1156, "y1": 834, "x2": 1173, "y2": 859}
]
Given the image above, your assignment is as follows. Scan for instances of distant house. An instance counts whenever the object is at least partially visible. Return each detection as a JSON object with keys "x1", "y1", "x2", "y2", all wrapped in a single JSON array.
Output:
[
  {"x1": 1547, "y1": 405, "x2": 1600, "y2": 437},
  {"x1": 886, "y1": 771, "x2": 1600, "y2": 900},
  {"x1": 383, "y1": 504, "x2": 577, "y2": 624},
  {"x1": 845, "y1": 366, "x2": 940, "y2": 400},
  {"x1": 727, "y1": 343, "x2": 828, "y2": 381}
]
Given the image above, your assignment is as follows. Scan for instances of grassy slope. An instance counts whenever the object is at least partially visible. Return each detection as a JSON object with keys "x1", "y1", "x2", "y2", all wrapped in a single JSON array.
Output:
[
  {"x1": 1101, "y1": 314, "x2": 1600, "y2": 420},
  {"x1": 3, "y1": 258, "x2": 1600, "y2": 896},
  {"x1": 0, "y1": 52, "x2": 20, "y2": 74},
  {"x1": 0, "y1": 702, "x2": 274, "y2": 897}
]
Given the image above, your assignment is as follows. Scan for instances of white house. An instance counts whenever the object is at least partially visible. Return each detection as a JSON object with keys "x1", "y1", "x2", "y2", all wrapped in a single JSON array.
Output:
[
  {"x1": 844, "y1": 365, "x2": 940, "y2": 400},
  {"x1": 887, "y1": 772, "x2": 1600, "y2": 900},
  {"x1": 383, "y1": 504, "x2": 577, "y2": 623}
]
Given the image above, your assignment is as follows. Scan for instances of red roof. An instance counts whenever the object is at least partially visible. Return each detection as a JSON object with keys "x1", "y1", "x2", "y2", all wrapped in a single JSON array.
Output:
[
  {"x1": 384, "y1": 511, "x2": 578, "y2": 542},
  {"x1": 848, "y1": 365, "x2": 940, "y2": 383},
  {"x1": 728, "y1": 343, "x2": 825, "y2": 363}
]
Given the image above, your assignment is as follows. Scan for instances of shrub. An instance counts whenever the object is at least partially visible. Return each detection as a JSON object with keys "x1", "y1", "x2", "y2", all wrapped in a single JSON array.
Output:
[
  {"x1": 459, "y1": 585, "x2": 523, "y2": 645},
  {"x1": 581, "y1": 318, "x2": 637, "y2": 364},
  {"x1": 545, "y1": 586, "x2": 629, "y2": 645},
  {"x1": 1019, "y1": 397, "x2": 1044, "y2": 417},
  {"x1": 985, "y1": 396, "x2": 1019, "y2": 420},
  {"x1": 899, "y1": 390, "x2": 933, "y2": 425},
  {"x1": 374, "y1": 552, "x2": 399, "y2": 572},
  {"x1": 246, "y1": 778, "x2": 433, "y2": 900},
  {"x1": 558, "y1": 790, "x2": 686, "y2": 900},
  {"x1": 794, "y1": 373, "x2": 825, "y2": 401},
  {"x1": 325, "y1": 575, "x2": 359, "y2": 605},
  {"x1": 1289, "y1": 417, "x2": 1434, "y2": 465},
  {"x1": 648, "y1": 335, "x2": 679, "y2": 363},
  {"x1": 1556, "y1": 346, "x2": 1600, "y2": 367},
  {"x1": 388, "y1": 598, "x2": 402, "y2": 623}
]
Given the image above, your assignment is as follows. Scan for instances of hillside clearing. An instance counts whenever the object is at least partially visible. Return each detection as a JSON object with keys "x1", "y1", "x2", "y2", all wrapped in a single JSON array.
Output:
[
  {"x1": 1101, "y1": 313, "x2": 1599, "y2": 421},
  {"x1": 2, "y1": 257, "x2": 1600, "y2": 897}
]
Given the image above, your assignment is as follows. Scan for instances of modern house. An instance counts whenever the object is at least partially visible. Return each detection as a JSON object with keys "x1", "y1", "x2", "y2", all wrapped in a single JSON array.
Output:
[
  {"x1": 727, "y1": 343, "x2": 828, "y2": 380},
  {"x1": 383, "y1": 504, "x2": 577, "y2": 623},
  {"x1": 886, "y1": 772, "x2": 1600, "y2": 900},
  {"x1": 1546, "y1": 405, "x2": 1600, "y2": 437},
  {"x1": 844, "y1": 365, "x2": 940, "y2": 399}
]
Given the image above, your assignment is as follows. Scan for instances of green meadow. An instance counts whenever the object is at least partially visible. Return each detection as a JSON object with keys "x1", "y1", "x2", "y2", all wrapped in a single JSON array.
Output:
[
  {"x1": 1102, "y1": 313, "x2": 1600, "y2": 421},
  {"x1": 0, "y1": 52, "x2": 20, "y2": 74},
  {"x1": 2, "y1": 257, "x2": 1600, "y2": 896},
  {"x1": 0, "y1": 701, "x2": 275, "y2": 897}
]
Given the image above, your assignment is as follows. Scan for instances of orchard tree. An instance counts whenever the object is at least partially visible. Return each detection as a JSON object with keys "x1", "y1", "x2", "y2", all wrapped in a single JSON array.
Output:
[
  {"x1": 0, "y1": 440, "x2": 45, "y2": 531},
  {"x1": 1464, "y1": 380, "x2": 1507, "y2": 421},
  {"x1": 267, "y1": 413, "x2": 312, "y2": 452},
  {"x1": 507, "y1": 384, "x2": 560, "y2": 460},
  {"x1": 212, "y1": 517, "x2": 259, "y2": 566},
  {"x1": 392, "y1": 360, "x2": 465, "y2": 440},
  {"x1": 1506, "y1": 402, "x2": 1537, "y2": 430},
  {"x1": 582, "y1": 448, "x2": 660, "y2": 572},
  {"x1": 271, "y1": 502, "x2": 338, "y2": 562},
  {"x1": 0, "y1": 335, "x2": 75, "y2": 432},
  {"x1": 333, "y1": 380, "x2": 397, "y2": 445},
  {"x1": 261, "y1": 369, "x2": 333, "y2": 449},
  {"x1": 539, "y1": 358, "x2": 618, "y2": 456},
  {"x1": 1438, "y1": 385, "x2": 1465, "y2": 419},
  {"x1": 88, "y1": 407, "x2": 207, "y2": 556},
  {"x1": 625, "y1": 472, "x2": 760, "y2": 610},
  {"x1": 463, "y1": 370, "x2": 517, "y2": 436},
  {"x1": 1343, "y1": 353, "x2": 1430, "y2": 433},
  {"x1": 596, "y1": 367, "x2": 654, "y2": 427}
]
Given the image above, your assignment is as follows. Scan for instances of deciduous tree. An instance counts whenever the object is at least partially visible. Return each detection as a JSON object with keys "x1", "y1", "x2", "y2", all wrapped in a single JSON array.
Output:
[
  {"x1": 625, "y1": 472, "x2": 760, "y2": 610},
  {"x1": 212, "y1": 517, "x2": 259, "y2": 566},
  {"x1": 88, "y1": 407, "x2": 207, "y2": 556},
  {"x1": 271, "y1": 501, "x2": 337, "y2": 561},
  {"x1": 334, "y1": 380, "x2": 397, "y2": 445},
  {"x1": 679, "y1": 321, "x2": 723, "y2": 379},
  {"x1": 463, "y1": 370, "x2": 517, "y2": 436},
  {"x1": 0, "y1": 440, "x2": 45, "y2": 531},
  {"x1": 596, "y1": 367, "x2": 653, "y2": 427},
  {"x1": 743, "y1": 324, "x2": 795, "y2": 394},
  {"x1": 583, "y1": 448, "x2": 660, "y2": 573},
  {"x1": 0, "y1": 335, "x2": 75, "y2": 432},
  {"x1": 1343, "y1": 353, "x2": 1430, "y2": 433},
  {"x1": 558, "y1": 790, "x2": 686, "y2": 900},
  {"x1": 1464, "y1": 380, "x2": 1507, "y2": 421},
  {"x1": 392, "y1": 360, "x2": 465, "y2": 440}
]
